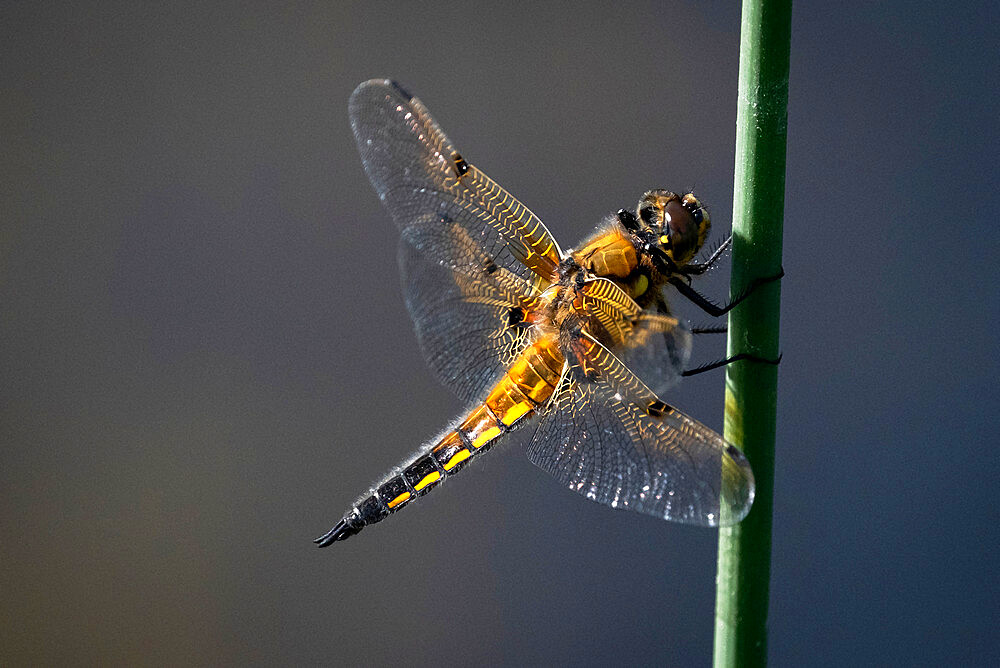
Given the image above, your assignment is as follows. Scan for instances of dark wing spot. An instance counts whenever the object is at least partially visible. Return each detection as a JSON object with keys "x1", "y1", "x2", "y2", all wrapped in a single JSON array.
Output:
[
  {"x1": 646, "y1": 400, "x2": 668, "y2": 418},
  {"x1": 386, "y1": 80, "x2": 414, "y2": 101},
  {"x1": 452, "y1": 153, "x2": 470, "y2": 177},
  {"x1": 507, "y1": 307, "x2": 525, "y2": 326}
]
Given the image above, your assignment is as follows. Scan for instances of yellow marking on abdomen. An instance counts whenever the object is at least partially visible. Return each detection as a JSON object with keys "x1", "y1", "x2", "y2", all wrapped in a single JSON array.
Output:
[
  {"x1": 413, "y1": 471, "x2": 441, "y2": 491},
  {"x1": 505, "y1": 339, "x2": 563, "y2": 405},
  {"x1": 387, "y1": 492, "x2": 411, "y2": 509},
  {"x1": 432, "y1": 431, "x2": 469, "y2": 472},
  {"x1": 444, "y1": 449, "x2": 471, "y2": 470},
  {"x1": 460, "y1": 405, "x2": 503, "y2": 450},
  {"x1": 473, "y1": 427, "x2": 501, "y2": 448},
  {"x1": 486, "y1": 379, "x2": 535, "y2": 427}
]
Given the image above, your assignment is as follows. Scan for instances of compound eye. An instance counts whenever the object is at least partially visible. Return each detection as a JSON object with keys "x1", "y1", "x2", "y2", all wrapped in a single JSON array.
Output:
[
  {"x1": 662, "y1": 199, "x2": 698, "y2": 260},
  {"x1": 680, "y1": 194, "x2": 711, "y2": 260},
  {"x1": 637, "y1": 190, "x2": 709, "y2": 264}
]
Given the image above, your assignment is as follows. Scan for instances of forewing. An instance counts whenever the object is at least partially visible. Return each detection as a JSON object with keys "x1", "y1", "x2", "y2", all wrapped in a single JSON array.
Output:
[
  {"x1": 575, "y1": 279, "x2": 691, "y2": 395},
  {"x1": 578, "y1": 277, "x2": 642, "y2": 348},
  {"x1": 399, "y1": 234, "x2": 539, "y2": 404},
  {"x1": 349, "y1": 79, "x2": 562, "y2": 287},
  {"x1": 525, "y1": 333, "x2": 753, "y2": 526}
]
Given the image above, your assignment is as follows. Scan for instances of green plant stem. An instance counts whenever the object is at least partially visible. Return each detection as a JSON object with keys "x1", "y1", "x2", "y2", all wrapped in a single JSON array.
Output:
[{"x1": 712, "y1": 0, "x2": 791, "y2": 666}]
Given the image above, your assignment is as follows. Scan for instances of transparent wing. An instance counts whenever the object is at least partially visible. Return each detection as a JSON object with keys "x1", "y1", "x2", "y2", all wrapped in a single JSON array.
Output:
[
  {"x1": 617, "y1": 311, "x2": 692, "y2": 396},
  {"x1": 399, "y1": 232, "x2": 539, "y2": 404},
  {"x1": 525, "y1": 332, "x2": 753, "y2": 526},
  {"x1": 574, "y1": 279, "x2": 691, "y2": 395},
  {"x1": 350, "y1": 79, "x2": 562, "y2": 288}
]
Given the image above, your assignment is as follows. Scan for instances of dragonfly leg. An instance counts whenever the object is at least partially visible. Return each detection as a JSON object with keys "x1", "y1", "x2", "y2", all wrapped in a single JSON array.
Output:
[
  {"x1": 690, "y1": 324, "x2": 727, "y2": 335},
  {"x1": 682, "y1": 234, "x2": 732, "y2": 276},
  {"x1": 670, "y1": 266, "x2": 784, "y2": 318},
  {"x1": 681, "y1": 352, "x2": 782, "y2": 377}
]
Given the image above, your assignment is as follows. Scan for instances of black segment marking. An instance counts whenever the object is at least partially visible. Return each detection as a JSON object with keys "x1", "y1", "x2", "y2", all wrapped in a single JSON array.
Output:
[
  {"x1": 431, "y1": 438, "x2": 472, "y2": 474},
  {"x1": 377, "y1": 477, "x2": 409, "y2": 511},
  {"x1": 404, "y1": 456, "x2": 440, "y2": 494},
  {"x1": 358, "y1": 495, "x2": 389, "y2": 524},
  {"x1": 646, "y1": 400, "x2": 668, "y2": 418},
  {"x1": 431, "y1": 444, "x2": 459, "y2": 469}
]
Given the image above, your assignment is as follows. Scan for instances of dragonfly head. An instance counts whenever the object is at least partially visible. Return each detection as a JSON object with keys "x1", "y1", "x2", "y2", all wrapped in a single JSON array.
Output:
[{"x1": 636, "y1": 190, "x2": 711, "y2": 267}]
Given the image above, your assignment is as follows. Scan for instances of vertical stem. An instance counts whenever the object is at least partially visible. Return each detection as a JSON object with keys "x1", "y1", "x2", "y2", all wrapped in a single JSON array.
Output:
[{"x1": 713, "y1": 1, "x2": 791, "y2": 666}]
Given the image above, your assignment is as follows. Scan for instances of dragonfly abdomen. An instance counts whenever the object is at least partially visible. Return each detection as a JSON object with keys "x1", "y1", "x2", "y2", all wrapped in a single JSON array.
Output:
[{"x1": 315, "y1": 336, "x2": 565, "y2": 546}]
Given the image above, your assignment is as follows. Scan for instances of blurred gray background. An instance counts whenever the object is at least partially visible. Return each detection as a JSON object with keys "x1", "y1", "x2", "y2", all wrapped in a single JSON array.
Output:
[{"x1": 3, "y1": 2, "x2": 997, "y2": 665}]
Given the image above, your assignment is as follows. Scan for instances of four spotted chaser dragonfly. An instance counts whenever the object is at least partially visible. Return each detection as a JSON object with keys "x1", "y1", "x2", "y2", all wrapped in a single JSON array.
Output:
[{"x1": 316, "y1": 79, "x2": 774, "y2": 546}]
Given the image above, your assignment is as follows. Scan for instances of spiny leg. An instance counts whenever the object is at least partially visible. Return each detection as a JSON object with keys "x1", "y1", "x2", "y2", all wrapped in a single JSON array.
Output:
[
  {"x1": 682, "y1": 234, "x2": 732, "y2": 276},
  {"x1": 670, "y1": 266, "x2": 784, "y2": 318},
  {"x1": 682, "y1": 352, "x2": 782, "y2": 377},
  {"x1": 690, "y1": 324, "x2": 727, "y2": 335}
]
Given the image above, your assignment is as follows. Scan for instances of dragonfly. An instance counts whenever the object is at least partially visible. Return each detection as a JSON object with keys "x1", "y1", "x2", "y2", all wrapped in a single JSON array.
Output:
[{"x1": 315, "y1": 79, "x2": 778, "y2": 546}]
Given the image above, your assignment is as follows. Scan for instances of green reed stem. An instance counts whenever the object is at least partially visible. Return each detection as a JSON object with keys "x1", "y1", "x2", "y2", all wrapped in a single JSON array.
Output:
[{"x1": 712, "y1": 1, "x2": 791, "y2": 666}]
